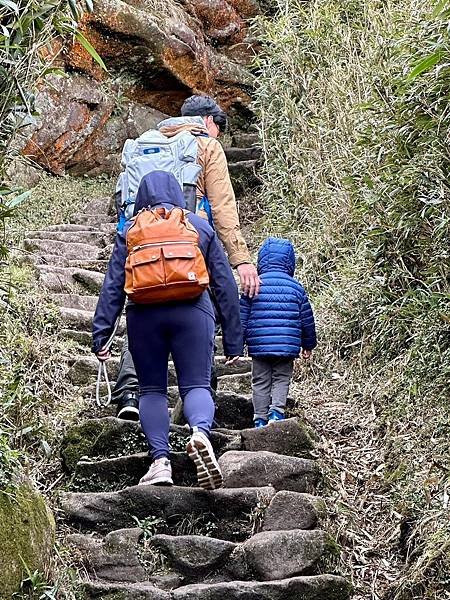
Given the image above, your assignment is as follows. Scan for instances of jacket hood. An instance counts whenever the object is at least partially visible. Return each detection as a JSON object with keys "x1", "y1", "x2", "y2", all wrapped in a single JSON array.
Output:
[
  {"x1": 134, "y1": 171, "x2": 186, "y2": 215},
  {"x1": 157, "y1": 116, "x2": 208, "y2": 138},
  {"x1": 257, "y1": 237, "x2": 296, "y2": 276}
]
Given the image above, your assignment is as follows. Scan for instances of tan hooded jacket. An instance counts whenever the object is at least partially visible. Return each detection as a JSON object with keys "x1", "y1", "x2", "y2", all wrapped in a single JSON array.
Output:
[{"x1": 158, "y1": 122, "x2": 251, "y2": 268}]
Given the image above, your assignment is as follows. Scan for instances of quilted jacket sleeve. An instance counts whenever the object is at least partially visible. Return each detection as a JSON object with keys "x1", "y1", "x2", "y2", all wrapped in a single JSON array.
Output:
[
  {"x1": 298, "y1": 288, "x2": 317, "y2": 351},
  {"x1": 239, "y1": 294, "x2": 251, "y2": 340}
]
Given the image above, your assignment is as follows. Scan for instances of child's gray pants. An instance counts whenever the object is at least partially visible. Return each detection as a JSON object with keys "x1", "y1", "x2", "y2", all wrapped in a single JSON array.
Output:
[{"x1": 251, "y1": 356, "x2": 294, "y2": 420}]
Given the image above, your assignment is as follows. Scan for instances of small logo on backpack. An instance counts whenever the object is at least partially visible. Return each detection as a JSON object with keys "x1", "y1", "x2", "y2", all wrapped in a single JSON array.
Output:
[
  {"x1": 143, "y1": 147, "x2": 161, "y2": 154},
  {"x1": 187, "y1": 272, "x2": 196, "y2": 281}
]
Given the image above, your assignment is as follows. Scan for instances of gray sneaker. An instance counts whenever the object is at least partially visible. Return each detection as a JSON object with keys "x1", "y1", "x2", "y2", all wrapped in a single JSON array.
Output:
[
  {"x1": 186, "y1": 428, "x2": 223, "y2": 490},
  {"x1": 139, "y1": 458, "x2": 173, "y2": 486}
]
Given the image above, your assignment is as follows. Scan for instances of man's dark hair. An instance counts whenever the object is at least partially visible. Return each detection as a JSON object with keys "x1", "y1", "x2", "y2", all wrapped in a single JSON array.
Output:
[{"x1": 181, "y1": 95, "x2": 228, "y2": 133}]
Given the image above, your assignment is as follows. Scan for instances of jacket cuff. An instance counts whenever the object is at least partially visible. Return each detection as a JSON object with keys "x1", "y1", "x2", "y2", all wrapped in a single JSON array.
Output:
[
  {"x1": 223, "y1": 341, "x2": 244, "y2": 357},
  {"x1": 229, "y1": 251, "x2": 252, "y2": 268}
]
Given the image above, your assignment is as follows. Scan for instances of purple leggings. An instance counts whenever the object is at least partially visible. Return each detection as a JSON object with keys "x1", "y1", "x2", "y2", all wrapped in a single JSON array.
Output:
[{"x1": 126, "y1": 303, "x2": 215, "y2": 460}]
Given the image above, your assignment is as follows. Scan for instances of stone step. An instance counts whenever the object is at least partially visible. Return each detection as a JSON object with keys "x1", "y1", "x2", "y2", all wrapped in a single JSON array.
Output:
[
  {"x1": 82, "y1": 574, "x2": 351, "y2": 599},
  {"x1": 83, "y1": 196, "x2": 113, "y2": 216},
  {"x1": 78, "y1": 384, "x2": 249, "y2": 423},
  {"x1": 173, "y1": 575, "x2": 351, "y2": 600},
  {"x1": 61, "y1": 417, "x2": 313, "y2": 472},
  {"x1": 60, "y1": 485, "x2": 276, "y2": 539},
  {"x1": 46, "y1": 223, "x2": 97, "y2": 232},
  {"x1": 44, "y1": 221, "x2": 116, "y2": 234},
  {"x1": 231, "y1": 132, "x2": 260, "y2": 147},
  {"x1": 37, "y1": 265, "x2": 105, "y2": 294},
  {"x1": 60, "y1": 321, "x2": 224, "y2": 358},
  {"x1": 72, "y1": 213, "x2": 115, "y2": 226},
  {"x1": 225, "y1": 146, "x2": 261, "y2": 162},
  {"x1": 25, "y1": 229, "x2": 111, "y2": 246},
  {"x1": 67, "y1": 259, "x2": 110, "y2": 272},
  {"x1": 61, "y1": 419, "x2": 240, "y2": 473},
  {"x1": 68, "y1": 355, "x2": 252, "y2": 386},
  {"x1": 70, "y1": 526, "x2": 329, "y2": 587},
  {"x1": 217, "y1": 372, "x2": 251, "y2": 394},
  {"x1": 58, "y1": 308, "x2": 126, "y2": 335},
  {"x1": 52, "y1": 293, "x2": 98, "y2": 312},
  {"x1": 63, "y1": 330, "x2": 124, "y2": 354},
  {"x1": 228, "y1": 160, "x2": 261, "y2": 193},
  {"x1": 72, "y1": 451, "x2": 197, "y2": 492},
  {"x1": 219, "y1": 450, "x2": 319, "y2": 493},
  {"x1": 23, "y1": 238, "x2": 101, "y2": 260},
  {"x1": 36, "y1": 266, "x2": 79, "y2": 293},
  {"x1": 71, "y1": 448, "x2": 318, "y2": 496}
]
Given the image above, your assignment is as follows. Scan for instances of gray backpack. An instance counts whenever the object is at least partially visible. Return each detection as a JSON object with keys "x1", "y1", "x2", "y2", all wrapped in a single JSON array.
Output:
[{"x1": 116, "y1": 117, "x2": 204, "y2": 231}]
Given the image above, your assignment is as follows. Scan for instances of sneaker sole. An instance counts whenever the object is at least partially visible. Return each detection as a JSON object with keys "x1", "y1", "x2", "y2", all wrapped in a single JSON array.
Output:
[
  {"x1": 186, "y1": 438, "x2": 223, "y2": 491},
  {"x1": 117, "y1": 406, "x2": 140, "y2": 421},
  {"x1": 139, "y1": 476, "x2": 173, "y2": 486}
]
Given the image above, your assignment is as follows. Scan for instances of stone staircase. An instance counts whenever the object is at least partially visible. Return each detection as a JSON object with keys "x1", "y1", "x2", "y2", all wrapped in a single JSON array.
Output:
[{"x1": 21, "y1": 145, "x2": 352, "y2": 599}]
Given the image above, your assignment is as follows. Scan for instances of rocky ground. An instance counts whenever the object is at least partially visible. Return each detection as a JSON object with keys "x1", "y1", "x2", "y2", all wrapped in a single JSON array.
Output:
[{"x1": 19, "y1": 139, "x2": 352, "y2": 598}]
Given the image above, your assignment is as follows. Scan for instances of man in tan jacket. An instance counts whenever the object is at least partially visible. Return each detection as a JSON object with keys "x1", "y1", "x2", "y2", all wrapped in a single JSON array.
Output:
[{"x1": 113, "y1": 95, "x2": 260, "y2": 420}]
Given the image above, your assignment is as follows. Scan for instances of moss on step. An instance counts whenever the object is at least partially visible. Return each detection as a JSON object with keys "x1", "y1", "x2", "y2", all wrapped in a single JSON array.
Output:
[
  {"x1": 61, "y1": 418, "x2": 146, "y2": 472},
  {"x1": 0, "y1": 482, "x2": 55, "y2": 599}
]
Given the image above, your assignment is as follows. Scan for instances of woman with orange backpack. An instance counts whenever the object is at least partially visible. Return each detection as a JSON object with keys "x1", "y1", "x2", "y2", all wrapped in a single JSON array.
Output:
[{"x1": 92, "y1": 170, "x2": 243, "y2": 490}]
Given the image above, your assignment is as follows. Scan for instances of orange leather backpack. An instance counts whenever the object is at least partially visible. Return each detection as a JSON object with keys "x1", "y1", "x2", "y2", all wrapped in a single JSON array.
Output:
[{"x1": 125, "y1": 207, "x2": 209, "y2": 304}]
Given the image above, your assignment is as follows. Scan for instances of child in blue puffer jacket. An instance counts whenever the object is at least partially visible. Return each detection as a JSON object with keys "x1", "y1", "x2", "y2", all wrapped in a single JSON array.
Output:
[{"x1": 240, "y1": 237, "x2": 317, "y2": 427}]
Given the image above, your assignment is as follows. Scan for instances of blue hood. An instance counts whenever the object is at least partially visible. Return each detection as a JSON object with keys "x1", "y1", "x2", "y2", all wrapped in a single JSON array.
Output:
[
  {"x1": 134, "y1": 171, "x2": 186, "y2": 216},
  {"x1": 257, "y1": 237, "x2": 296, "y2": 276}
]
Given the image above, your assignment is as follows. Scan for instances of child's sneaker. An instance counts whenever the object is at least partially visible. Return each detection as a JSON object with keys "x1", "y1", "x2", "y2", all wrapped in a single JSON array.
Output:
[
  {"x1": 267, "y1": 409, "x2": 285, "y2": 423},
  {"x1": 186, "y1": 428, "x2": 223, "y2": 490},
  {"x1": 254, "y1": 418, "x2": 268, "y2": 428},
  {"x1": 139, "y1": 458, "x2": 173, "y2": 486}
]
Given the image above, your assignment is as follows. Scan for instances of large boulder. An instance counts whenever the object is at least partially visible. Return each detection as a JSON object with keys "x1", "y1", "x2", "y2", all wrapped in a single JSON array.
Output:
[
  {"x1": 19, "y1": 0, "x2": 263, "y2": 178},
  {"x1": 0, "y1": 483, "x2": 55, "y2": 598},
  {"x1": 20, "y1": 73, "x2": 167, "y2": 176}
]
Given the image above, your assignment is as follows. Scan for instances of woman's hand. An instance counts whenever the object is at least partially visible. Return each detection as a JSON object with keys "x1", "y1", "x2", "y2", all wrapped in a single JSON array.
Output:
[
  {"x1": 96, "y1": 347, "x2": 111, "y2": 362},
  {"x1": 225, "y1": 356, "x2": 240, "y2": 366}
]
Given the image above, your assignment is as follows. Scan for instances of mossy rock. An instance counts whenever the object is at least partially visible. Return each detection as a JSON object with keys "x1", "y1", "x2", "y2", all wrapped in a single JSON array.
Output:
[
  {"x1": 61, "y1": 417, "x2": 146, "y2": 472},
  {"x1": 0, "y1": 482, "x2": 55, "y2": 599}
]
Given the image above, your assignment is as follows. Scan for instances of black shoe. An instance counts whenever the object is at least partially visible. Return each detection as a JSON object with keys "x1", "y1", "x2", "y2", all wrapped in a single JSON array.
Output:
[{"x1": 116, "y1": 392, "x2": 139, "y2": 421}]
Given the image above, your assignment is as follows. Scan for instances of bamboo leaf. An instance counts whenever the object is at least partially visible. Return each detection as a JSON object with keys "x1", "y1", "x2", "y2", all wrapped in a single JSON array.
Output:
[
  {"x1": 432, "y1": 0, "x2": 450, "y2": 17},
  {"x1": 85, "y1": 0, "x2": 94, "y2": 11},
  {"x1": 75, "y1": 30, "x2": 108, "y2": 72},
  {"x1": 407, "y1": 50, "x2": 443, "y2": 80},
  {"x1": 6, "y1": 190, "x2": 31, "y2": 209},
  {"x1": 0, "y1": 0, "x2": 19, "y2": 13},
  {"x1": 68, "y1": 0, "x2": 79, "y2": 19}
]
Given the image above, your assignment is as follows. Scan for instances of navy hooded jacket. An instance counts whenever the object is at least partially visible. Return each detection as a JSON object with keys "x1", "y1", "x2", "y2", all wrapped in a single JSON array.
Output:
[
  {"x1": 92, "y1": 171, "x2": 243, "y2": 357},
  {"x1": 240, "y1": 237, "x2": 317, "y2": 357}
]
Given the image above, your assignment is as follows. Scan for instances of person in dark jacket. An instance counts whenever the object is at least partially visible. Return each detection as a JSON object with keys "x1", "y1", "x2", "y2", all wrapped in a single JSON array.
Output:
[
  {"x1": 240, "y1": 237, "x2": 317, "y2": 427},
  {"x1": 92, "y1": 171, "x2": 243, "y2": 489}
]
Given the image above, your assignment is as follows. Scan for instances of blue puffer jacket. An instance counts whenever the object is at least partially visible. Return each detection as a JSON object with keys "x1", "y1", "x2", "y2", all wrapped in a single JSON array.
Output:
[{"x1": 240, "y1": 237, "x2": 317, "y2": 357}]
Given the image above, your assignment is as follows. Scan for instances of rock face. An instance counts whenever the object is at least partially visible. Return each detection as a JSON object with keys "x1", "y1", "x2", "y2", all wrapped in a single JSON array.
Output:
[
  {"x1": 0, "y1": 483, "x2": 55, "y2": 598},
  {"x1": 21, "y1": 73, "x2": 167, "y2": 177},
  {"x1": 19, "y1": 0, "x2": 263, "y2": 178}
]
